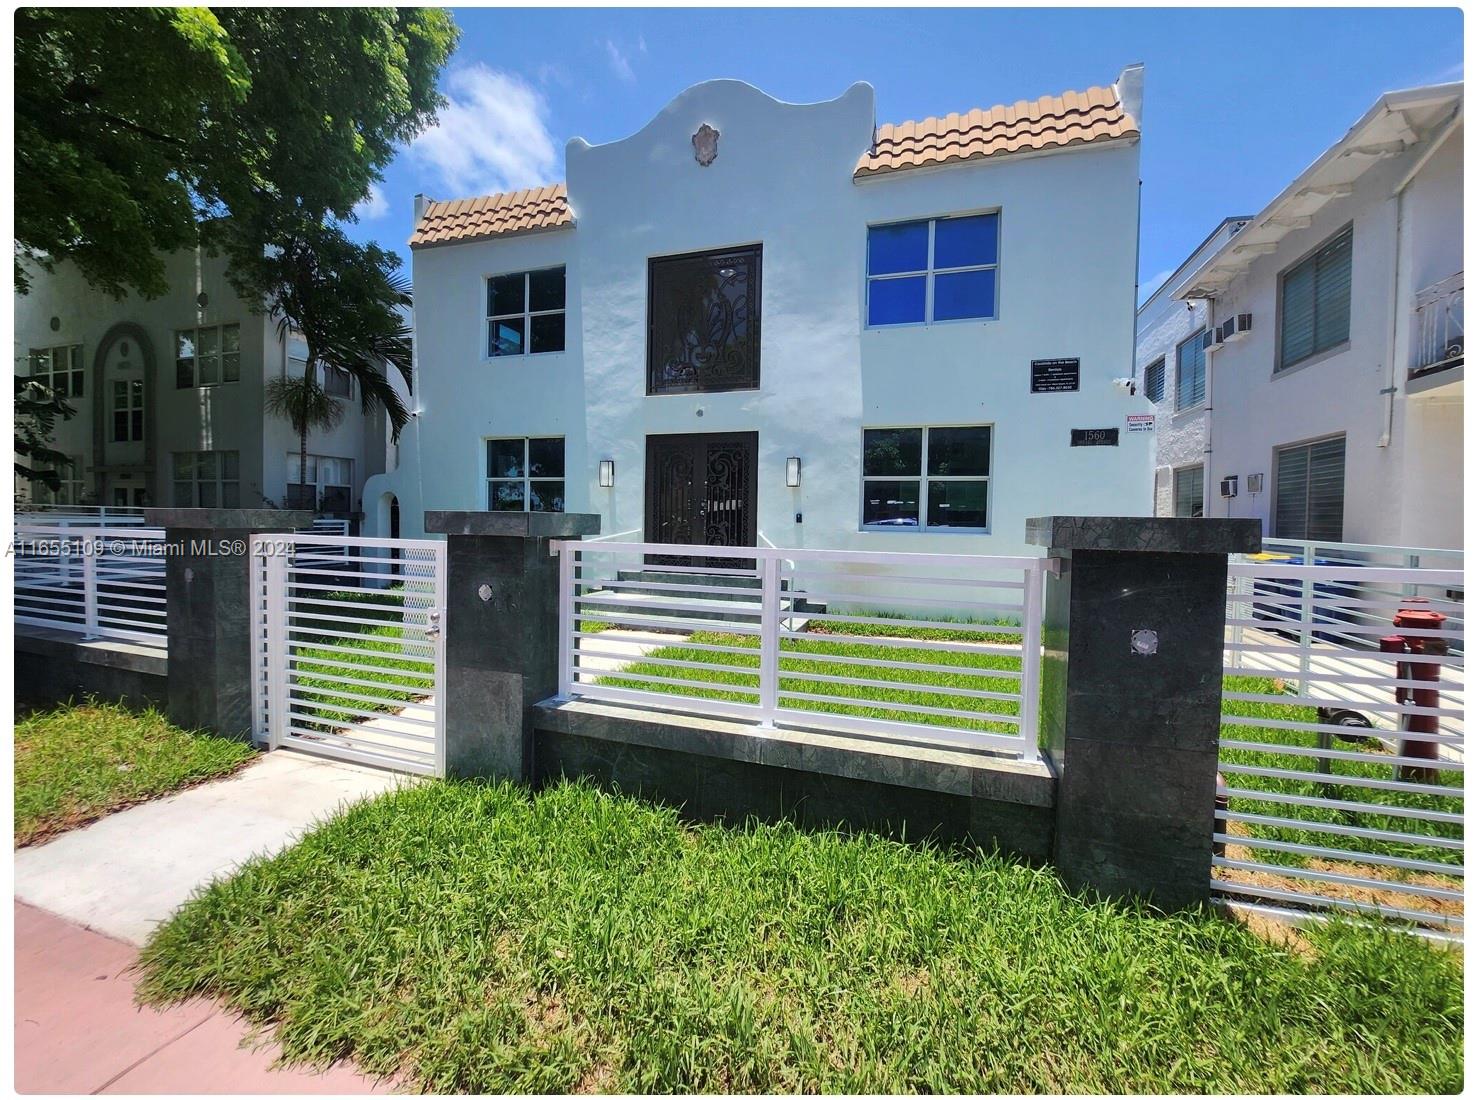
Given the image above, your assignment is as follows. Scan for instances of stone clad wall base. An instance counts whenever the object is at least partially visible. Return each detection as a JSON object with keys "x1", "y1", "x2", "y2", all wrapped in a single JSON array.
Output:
[
  {"x1": 427, "y1": 511, "x2": 600, "y2": 780},
  {"x1": 146, "y1": 508, "x2": 313, "y2": 740},
  {"x1": 532, "y1": 700, "x2": 1056, "y2": 859},
  {"x1": 1029, "y1": 515, "x2": 1262, "y2": 909},
  {"x1": 14, "y1": 630, "x2": 168, "y2": 714}
]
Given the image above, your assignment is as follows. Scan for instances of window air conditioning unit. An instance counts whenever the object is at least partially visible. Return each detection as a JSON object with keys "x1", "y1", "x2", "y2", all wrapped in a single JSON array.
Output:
[
  {"x1": 1219, "y1": 476, "x2": 1239, "y2": 499},
  {"x1": 1225, "y1": 313, "x2": 1253, "y2": 342},
  {"x1": 1201, "y1": 329, "x2": 1222, "y2": 353},
  {"x1": 1246, "y1": 472, "x2": 1264, "y2": 495}
]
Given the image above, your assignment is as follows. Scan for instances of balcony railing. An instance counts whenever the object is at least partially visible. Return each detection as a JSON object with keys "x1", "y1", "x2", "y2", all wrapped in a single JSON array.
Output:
[{"x1": 1412, "y1": 271, "x2": 1463, "y2": 379}]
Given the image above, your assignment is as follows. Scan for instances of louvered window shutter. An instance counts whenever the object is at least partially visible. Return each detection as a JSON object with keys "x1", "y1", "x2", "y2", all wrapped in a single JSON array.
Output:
[
  {"x1": 1279, "y1": 226, "x2": 1352, "y2": 369},
  {"x1": 1313, "y1": 229, "x2": 1353, "y2": 352},
  {"x1": 1305, "y1": 435, "x2": 1347, "y2": 542},
  {"x1": 1274, "y1": 436, "x2": 1345, "y2": 541}
]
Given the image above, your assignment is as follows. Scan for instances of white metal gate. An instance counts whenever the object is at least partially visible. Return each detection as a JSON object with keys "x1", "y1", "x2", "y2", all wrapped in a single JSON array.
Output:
[
  {"x1": 1218, "y1": 558, "x2": 1464, "y2": 936},
  {"x1": 252, "y1": 532, "x2": 447, "y2": 776}
]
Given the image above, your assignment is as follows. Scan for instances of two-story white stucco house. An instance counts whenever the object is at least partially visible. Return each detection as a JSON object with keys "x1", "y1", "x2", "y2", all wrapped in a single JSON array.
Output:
[
  {"x1": 14, "y1": 248, "x2": 393, "y2": 517},
  {"x1": 1164, "y1": 82, "x2": 1462, "y2": 549},
  {"x1": 364, "y1": 72, "x2": 1155, "y2": 555}
]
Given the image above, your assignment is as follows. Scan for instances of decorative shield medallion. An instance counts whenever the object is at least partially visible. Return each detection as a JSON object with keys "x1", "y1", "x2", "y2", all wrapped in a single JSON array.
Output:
[{"x1": 692, "y1": 123, "x2": 719, "y2": 167}]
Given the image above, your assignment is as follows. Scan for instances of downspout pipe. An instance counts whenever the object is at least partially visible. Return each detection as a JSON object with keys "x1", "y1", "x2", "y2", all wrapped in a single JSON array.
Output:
[{"x1": 1379, "y1": 178, "x2": 1405, "y2": 448}]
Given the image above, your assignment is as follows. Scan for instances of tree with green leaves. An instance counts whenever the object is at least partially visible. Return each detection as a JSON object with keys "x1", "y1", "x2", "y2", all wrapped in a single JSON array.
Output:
[
  {"x1": 15, "y1": 7, "x2": 457, "y2": 297},
  {"x1": 14, "y1": 7, "x2": 454, "y2": 495},
  {"x1": 228, "y1": 215, "x2": 415, "y2": 469},
  {"x1": 14, "y1": 380, "x2": 77, "y2": 497},
  {"x1": 263, "y1": 373, "x2": 346, "y2": 510}
]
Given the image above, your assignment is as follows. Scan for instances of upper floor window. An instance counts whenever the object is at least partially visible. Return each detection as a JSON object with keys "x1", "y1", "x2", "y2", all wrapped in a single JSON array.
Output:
[
  {"x1": 112, "y1": 379, "x2": 144, "y2": 442},
  {"x1": 1144, "y1": 358, "x2": 1166, "y2": 404},
  {"x1": 486, "y1": 436, "x2": 565, "y2": 512},
  {"x1": 30, "y1": 344, "x2": 84, "y2": 398},
  {"x1": 172, "y1": 450, "x2": 239, "y2": 507},
  {"x1": 487, "y1": 266, "x2": 565, "y2": 357},
  {"x1": 861, "y1": 425, "x2": 991, "y2": 531},
  {"x1": 322, "y1": 365, "x2": 352, "y2": 398},
  {"x1": 1176, "y1": 329, "x2": 1206, "y2": 410},
  {"x1": 176, "y1": 323, "x2": 240, "y2": 387},
  {"x1": 1278, "y1": 225, "x2": 1353, "y2": 371},
  {"x1": 648, "y1": 245, "x2": 761, "y2": 395},
  {"x1": 867, "y1": 213, "x2": 999, "y2": 326}
]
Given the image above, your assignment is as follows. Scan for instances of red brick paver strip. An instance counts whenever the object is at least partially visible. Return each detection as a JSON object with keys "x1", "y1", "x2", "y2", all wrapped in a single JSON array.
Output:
[{"x1": 13, "y1": 900, "x2": 392, "y2": 1094}]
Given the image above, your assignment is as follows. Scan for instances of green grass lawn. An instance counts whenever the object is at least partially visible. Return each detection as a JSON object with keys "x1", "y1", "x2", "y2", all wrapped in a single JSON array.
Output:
[
  {"x1": 14, "y1": 701, "x2": 257, "y2": 846},
  {"x1": 598, "y1": 625, "x2": 1023, "y2": 735},
  {"x1": 136, "y1": 779, "x2": 1463, "y2": 1094},
  {"x1": 1219, "y1": 675, "x2": 1463, "y2": 870},
  {"x1": 287, "y1": 584, "x2": 435, "y2": 730},
  {"x1": 600, "y1": 626, "x2": 1460, "y2": 885}
]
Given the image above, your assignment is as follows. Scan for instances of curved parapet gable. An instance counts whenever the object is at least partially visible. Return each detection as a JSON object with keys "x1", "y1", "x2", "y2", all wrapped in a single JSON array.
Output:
[{"x1": 566, "y1": 79, "x2": 876, "y2": 221}]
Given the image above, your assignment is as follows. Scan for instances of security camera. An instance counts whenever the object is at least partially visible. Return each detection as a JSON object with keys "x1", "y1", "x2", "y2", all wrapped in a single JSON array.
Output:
[{"x1": 1112, "y1": 376, "x2": 1138, "y2": 396}]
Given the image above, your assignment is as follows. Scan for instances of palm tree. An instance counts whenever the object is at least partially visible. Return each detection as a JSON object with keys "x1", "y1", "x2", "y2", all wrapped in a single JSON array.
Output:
[{"x1": 263, "y1": 372, "x2": 345, "y2": 510}]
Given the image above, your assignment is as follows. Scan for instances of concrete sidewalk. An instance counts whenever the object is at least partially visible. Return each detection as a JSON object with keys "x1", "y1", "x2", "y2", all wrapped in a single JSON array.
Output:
[
  {"x1": 13, "y1": 900, "x2": 393, "y2": 1094},
  {"x1": 15, "y1": 750, "x2": 407, "y2": 945}
]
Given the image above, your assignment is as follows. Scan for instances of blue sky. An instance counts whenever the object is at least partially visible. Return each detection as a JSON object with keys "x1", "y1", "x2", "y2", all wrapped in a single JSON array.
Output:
[{"x1": 349, "y1": 6, "x2": 1463, "y2": 303}]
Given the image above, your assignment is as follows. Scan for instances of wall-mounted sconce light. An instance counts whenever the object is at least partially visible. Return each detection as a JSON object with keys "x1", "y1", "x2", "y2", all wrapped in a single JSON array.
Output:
[
  {"x1": 598, "y1": 459, "x2": 615, "y2": 488},
  {"x1": 785, "y1": 457, "x2": 801, "y2": 488}
]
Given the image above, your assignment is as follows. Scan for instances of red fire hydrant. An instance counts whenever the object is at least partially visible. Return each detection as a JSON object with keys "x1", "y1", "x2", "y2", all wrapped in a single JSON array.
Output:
[{"x1": 1379, "y1": 599, "x2": 1448, "y2": 783}]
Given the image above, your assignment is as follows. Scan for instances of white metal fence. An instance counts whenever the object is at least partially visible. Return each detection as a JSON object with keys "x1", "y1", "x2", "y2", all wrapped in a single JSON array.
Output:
[
  {"x1": 13, "y1": 524, "x2": 168, "y2": 648},
  {"x1": 251, "y1": 532, "x2": 446, "y2": 776},
  {"x1": 552, "y1": 540, "x2": 1046, "y2": 761},
  {"x1": 14, "y1": 506, "x2": 148, "y2": 528},
  {"x1": 1218, "y1": 558, "x2": 1464, "y2": 934}
]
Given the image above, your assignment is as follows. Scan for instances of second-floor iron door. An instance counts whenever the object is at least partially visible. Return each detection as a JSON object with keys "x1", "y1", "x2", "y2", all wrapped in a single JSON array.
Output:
[{"x1": 644, "y1": 432, "x2": 758, "y2": 566}]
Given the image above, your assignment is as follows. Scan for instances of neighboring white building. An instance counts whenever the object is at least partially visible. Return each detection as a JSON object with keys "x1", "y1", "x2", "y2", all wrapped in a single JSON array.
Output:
[
  {"x1": 1171, "y1": 83, "x2": 1463, "y2": 550},
  {"x1": 366, "y1": 72, "x2": 1155, "y2": 555},
  {"x1": 14, "y1": 248, "x2": 391, "y2": 516},
  {"x1": 1135, "y1": 217, "x2": 1251, "y2": 517}
]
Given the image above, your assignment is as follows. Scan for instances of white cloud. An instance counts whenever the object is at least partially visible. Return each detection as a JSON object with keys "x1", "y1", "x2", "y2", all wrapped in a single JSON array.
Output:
[
  {"x1": 409, "y1": 65, "x2": 560, "y2": 198},
  {"x1": 605, "y1": 39, "x2": 636, "y2": 84},
  {"x1": 352, "y1": 183, "x2": 389, "y2": 221},
  {"x1": 1139, "y1": 268, "x2": 1175, "y2": 305}
]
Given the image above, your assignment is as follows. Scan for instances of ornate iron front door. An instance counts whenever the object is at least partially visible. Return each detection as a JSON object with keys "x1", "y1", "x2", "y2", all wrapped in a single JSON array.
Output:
[{"x1": 645, "y1": 432, "x2": 757, "y2": 566}]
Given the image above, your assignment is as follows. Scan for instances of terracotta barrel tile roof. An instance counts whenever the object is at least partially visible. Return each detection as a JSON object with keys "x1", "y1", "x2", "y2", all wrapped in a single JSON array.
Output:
[
  {"x1": 856, "y1": 83, "x2": 1138, "y2": 178},
  {"x1": 409, "y1": 184, "x2": 572, "y2": 248}
]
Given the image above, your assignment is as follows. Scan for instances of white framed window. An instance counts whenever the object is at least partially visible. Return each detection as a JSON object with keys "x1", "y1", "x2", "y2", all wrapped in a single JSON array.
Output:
[
  {"x1": 486, "y1": 437, "x2": 565, "y2": 511},
  {"x1": 1176, "y1": 329, "x2": 1206, "y2": 410},
  {"x1": 111, "y1": 379, "x2": 144, "y2": 442},
  {"x1": 487, "y1": 266, "x2": 566, "y2": 356},
  {"x1": 287, "y1": 453, "x2": 353, "y2": 512},
  {"x1": 176, "y1": 323, "x2": 240, "y2": 387},
  {"x1": 172, "y1": 450, "x2": 240, "y2": 507},
  {"x1": 867, "y1": 213, "x2": 999, "y2": 326},
  {"x1": 1173, "y1": 464, "x2": 1204, "y2": 518},
  {"x1": 321, "y1": 364, "x2": 352, "y2": 397},
  {"x1": 30, "y1": 344, "x2": 85, "y2": 398},
  {"x1": 861, "y1": 425, "x2": 992, "y2": 531}
]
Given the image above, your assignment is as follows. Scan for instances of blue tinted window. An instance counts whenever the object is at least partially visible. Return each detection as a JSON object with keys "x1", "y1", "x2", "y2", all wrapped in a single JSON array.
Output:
[
  {"x1": 933, "y1": 269, "x2": 996, "y2": 321},
  {"x1": 867, "y1": 221, "x2": 928, "y2": 275},
  {"x1": 933, "y1": 214, "x2": 998, "y2": 269},
  {"x1": 867, "y1": 275, "x2": 926, "y2": 326}
]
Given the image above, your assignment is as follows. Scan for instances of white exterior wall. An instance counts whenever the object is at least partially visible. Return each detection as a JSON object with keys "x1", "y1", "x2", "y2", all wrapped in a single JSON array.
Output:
[
  {"x1": 14, "y1": 250, "x2": 386, "y2": 514},
  {"x1": 1191, "y1": 120, "x2": 1462, "y2": 547},
  {"x1": 372, "y1": 80, "x2": 1151, "y2": 553},
  {"x1": 1134, "y1": 221, "x2": 1247, "y2": 515}
]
